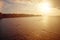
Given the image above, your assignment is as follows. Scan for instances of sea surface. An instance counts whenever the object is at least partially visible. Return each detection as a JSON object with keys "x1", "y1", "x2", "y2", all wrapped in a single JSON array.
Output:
[{"x1": 0, "y1": 16, "x2": 60, "y2": 40}]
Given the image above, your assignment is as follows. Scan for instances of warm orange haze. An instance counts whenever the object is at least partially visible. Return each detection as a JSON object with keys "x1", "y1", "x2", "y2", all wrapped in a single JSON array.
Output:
[
  {"x1": 0, "y1": 0, "x2": 60, "y2": 40},
  {"x1": 0, "y1": 0, "x2": 60, "y2": 16}
]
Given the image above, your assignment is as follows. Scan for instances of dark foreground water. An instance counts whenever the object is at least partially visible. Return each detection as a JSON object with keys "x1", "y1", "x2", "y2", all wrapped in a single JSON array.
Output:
[{"x1": 0, "y1": 16, "x2": 60, "y2": 40}]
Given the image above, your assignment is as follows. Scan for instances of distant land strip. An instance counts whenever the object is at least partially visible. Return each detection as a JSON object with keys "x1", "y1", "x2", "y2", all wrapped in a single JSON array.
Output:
[{"x1": 0, "y1": 12, "x2": 41, "y2": 18}]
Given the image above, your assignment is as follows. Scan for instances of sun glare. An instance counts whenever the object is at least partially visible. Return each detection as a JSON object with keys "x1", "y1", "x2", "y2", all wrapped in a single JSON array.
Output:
[{"x1": 37, "y1": 1, "x2": 51, "y2": 16}]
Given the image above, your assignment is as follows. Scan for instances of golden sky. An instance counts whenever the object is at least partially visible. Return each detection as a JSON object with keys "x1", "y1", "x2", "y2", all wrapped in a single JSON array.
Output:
[{"x1": 0, "y1": 0, "x2": 60, "y2": 16}]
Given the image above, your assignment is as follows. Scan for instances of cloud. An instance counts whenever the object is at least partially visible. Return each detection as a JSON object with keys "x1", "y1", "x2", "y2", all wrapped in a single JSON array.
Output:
[
  {"x1": 48, "y1": 8, "x2": 60, "y2": 16},
  {"x1": 0, "y1": 0, "x2": 60, "y2": 16},
  {"x1": 0, "y1": 0, "x2": 4, "y2": 11},
  {"x1": 1, "y1": 0, "x2": 37, "y2": 14}
]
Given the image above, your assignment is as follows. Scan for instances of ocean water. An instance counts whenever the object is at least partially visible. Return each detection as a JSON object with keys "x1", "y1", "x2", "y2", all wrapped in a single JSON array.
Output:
[{"x1": 0, "y1": 16, "x2": 60, "y2": 40}]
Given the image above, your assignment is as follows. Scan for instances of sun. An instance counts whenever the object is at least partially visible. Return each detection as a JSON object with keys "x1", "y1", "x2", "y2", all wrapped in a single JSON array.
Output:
[{"x1": 37, "y1": 2, "x2": 51, "y2": 16}]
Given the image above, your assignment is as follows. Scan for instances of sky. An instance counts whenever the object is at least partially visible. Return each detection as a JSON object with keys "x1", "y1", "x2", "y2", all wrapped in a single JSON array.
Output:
[{"x1": 0, "y1": 0, "x2": 60, "y2": 16}]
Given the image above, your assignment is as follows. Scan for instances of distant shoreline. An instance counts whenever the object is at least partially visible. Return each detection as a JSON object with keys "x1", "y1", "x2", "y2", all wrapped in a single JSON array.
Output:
[
  {"x1": 0, "y1": 13, "x2": 60, "y2": 19},
  {"x1": 0, "y1": 13, "x2": 41, "y2": 18}
]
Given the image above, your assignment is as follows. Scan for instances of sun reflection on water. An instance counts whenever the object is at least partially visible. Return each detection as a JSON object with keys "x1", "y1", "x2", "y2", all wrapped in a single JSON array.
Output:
[{"x1": 41, "y1": 16, "x2": 49, "y2": 29}]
